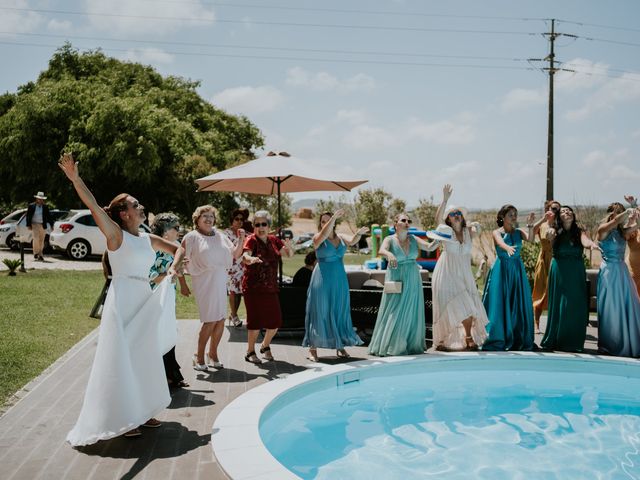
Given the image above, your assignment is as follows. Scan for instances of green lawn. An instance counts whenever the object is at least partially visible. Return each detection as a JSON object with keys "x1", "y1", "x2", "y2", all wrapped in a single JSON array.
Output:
[{"x1": 0, "y1": 253, "x2": 371, "y2": 407}]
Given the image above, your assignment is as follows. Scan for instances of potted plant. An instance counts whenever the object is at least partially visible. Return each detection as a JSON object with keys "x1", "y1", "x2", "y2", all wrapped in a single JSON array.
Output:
[{"x1": 3, "y1": 259, "x2": 23, "y2": 276}]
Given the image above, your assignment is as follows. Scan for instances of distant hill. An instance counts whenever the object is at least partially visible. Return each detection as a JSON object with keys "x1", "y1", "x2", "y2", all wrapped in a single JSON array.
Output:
[{"x1": 292, "y1": 198, "x2": 320, "y2": 211}]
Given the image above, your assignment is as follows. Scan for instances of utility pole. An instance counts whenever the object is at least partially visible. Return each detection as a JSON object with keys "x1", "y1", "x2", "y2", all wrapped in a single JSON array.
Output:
[{"x1": 529, "y1": 19, "x2": 576, "y2": 201}]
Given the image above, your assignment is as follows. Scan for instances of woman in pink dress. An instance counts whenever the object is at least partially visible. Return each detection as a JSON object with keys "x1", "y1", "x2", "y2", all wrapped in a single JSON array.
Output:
[{"x1": 182, "y1": 205, "x2": 244, "y2": 371}]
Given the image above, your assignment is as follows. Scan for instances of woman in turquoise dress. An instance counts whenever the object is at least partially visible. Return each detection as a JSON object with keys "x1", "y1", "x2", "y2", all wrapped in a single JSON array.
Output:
[
  {"x1": 303, "y1": 209, "x2": 368, "y2": 361},
  {"x1": 482, "y1": 205, "x2": 535, "y2": 351},
  {"x1": 369, "y1": 213, "x2": 434, "y2": 356},
  {"x1": 597, "y1": 202, "x2": 640, "y2": 357},
  {"x1": 541, "y1": 206, "x2": 599, "y2": 352}
]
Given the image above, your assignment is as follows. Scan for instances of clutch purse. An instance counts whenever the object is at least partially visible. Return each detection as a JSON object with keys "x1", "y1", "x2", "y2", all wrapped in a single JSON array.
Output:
[{"x1": 383, "y1": 281, "x2": 403, "y2": 294}]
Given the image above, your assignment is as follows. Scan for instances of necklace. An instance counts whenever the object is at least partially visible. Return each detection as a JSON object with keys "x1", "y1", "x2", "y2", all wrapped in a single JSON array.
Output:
[{"x1": 197, "y1": 228, "x2": 215, "y2": 237}]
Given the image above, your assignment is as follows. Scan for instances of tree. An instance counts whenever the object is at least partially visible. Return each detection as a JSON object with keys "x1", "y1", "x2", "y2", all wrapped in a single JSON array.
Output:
[
  {"x1": 239, "y1": 193, "x2": 292, "y2": 228},
  {"x1": 354, "y1": 188, "x2": 393, "y2": 227},
  {"x1": 0, "y1": 44, "x2": 264, "y2": 218},
  {"x1": 414, "y1": 196, "x2": 439, "y2": 230},
  {"x1": 388, "y1": 198, "x2": 407, "y2": 220}
]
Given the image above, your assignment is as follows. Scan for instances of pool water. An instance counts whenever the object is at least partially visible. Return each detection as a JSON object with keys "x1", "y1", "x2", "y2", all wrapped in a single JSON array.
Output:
[{"x1": 259, "y1": 357, "x2": 640, "y2": 480}]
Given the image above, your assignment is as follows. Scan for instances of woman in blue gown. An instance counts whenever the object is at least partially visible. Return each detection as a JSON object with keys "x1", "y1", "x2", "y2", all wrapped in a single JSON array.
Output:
[
  {"x1": 482, "y1": 205, "x2": 536, "y2": 351},
  {"x1": 302, "y1": 209, "x2": 368, "y2": 361},
  {"x1": 597, "y1": 202, "x2": 640, "y2": 357},
  {"x1": 368, "y1": 213, "x2": 435, "y2": 356}
]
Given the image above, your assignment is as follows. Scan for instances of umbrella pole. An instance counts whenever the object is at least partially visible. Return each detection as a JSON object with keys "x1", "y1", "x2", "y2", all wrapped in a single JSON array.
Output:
[{"x1": 277, "y1": 179, "x2": 283, "y2": 285}]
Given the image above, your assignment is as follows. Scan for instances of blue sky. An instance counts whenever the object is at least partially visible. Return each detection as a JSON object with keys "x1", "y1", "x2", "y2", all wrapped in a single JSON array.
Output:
[{"x1": 1, "y1": 0, "x2": 639, "y2": 209}]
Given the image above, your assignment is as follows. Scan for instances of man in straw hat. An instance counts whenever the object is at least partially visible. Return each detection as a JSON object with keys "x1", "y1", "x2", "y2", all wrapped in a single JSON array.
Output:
[{"x1": 26, "y1": 191, "x2": 54, "y2": 261}]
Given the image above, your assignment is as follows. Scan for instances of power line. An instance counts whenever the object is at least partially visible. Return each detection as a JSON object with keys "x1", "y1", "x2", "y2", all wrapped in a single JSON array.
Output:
[
  {"x1": 0, "y1": 39, "x2": 538, "y2": 70},
  {"x1": 0, "y1": 30, "x2": 527, "y2": 63},
  {"x1": 557, "y1": 18, "x2": 640, "y2": 34},
  {"x1": 0, "y1": 7, "x2": 539, "y2": 36}
]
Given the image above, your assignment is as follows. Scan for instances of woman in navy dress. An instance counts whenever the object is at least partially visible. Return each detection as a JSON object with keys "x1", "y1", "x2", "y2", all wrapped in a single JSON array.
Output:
[
  {"x1": 597, "y1": 202, "x2": 640, "y2": 357},
  {"x1": 482, "y1": 205, "x2": 535, "y2": 351},
  {"x1": 303, "y1": 209, "x2": 367, "y2": 361}
]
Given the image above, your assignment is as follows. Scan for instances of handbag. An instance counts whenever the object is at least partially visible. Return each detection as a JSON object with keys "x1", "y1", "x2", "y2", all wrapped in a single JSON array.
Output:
[{"x1": 383, "y1": 281, "x2": 403, "y2": 294}]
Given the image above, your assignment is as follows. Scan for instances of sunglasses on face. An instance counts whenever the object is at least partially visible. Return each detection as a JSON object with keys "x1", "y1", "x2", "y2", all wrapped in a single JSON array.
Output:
[
  {"x1": 448, "y1": 211, "x2": 463, "y2": 218},
  {"x1": 172, "y1": 225, "x2": 180, "y2": 231},
  {"x1": 398, "y1": 218, "x2": 412, "y2": 224},
  {"x1": 254, "y1": 222, "x2": 269, "y2": 227},
  {"x1": 233, "y1": 216, "x2": 244, "y2": 222}
]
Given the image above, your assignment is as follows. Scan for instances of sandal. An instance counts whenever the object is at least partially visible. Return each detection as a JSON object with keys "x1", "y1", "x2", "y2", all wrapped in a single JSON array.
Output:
[
  {"x1": 435, "y1": 344, "x2": 450, "y2": 352},
  {"x1": 245, "y1": 351, "x2": 262, "y2": 364},
  {"x1": 142, "y1": 418, "x2": 162, "y2": 428},
  {"x1": 260, "y1": 345, "x2": 274, "y2": 361},
  {"x1": 124, "y1": 428, "x2": 142, "y2": 438},
  {"x1": 465, "y1": 336, "x2": 479, "y2": 351},
  {"x1": 336, "y1": 348, "x2": 350, "y2": 358},
  {"x1": 307, "y1": 347, "x2": 319, "y2": 362},
  {"x1": 230, "y1": 315, "x2": 243, "y2": 328},
  {"x1": 206, "y1": 354, "x2": 223, "y2": 368}
]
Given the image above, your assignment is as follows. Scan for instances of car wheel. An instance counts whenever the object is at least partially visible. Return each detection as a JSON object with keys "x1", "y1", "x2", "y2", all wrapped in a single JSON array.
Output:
[
  {"x1": 6, "y1": 233, "x2": 19, "y2": 251},
  {"x1": 67, "y1": 239, "x2": 90, "y2": 260}
]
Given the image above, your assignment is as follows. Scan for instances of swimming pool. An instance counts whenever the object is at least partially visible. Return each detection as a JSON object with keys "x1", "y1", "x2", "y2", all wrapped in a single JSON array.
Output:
[{"x1": 212, "y1": 353, "x2": 640, "y2": 480}]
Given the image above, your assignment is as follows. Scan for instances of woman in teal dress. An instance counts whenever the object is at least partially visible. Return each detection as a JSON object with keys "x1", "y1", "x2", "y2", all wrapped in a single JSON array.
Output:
[
  {"x1": 541, "y1": 206, "x2": 599, "y2": 352},
  {"x1": 369, "y1": 213, "x2": 435, "y2": 356},
  {"x1": 596, "y1": 202, "x2": 640, "y2": 357},
  {"x1": 482, "y1": 205, "x2": 535, "y2": 351},
  {"x1": 303, "y1": 210, "x2": 368, "y2": 361}
]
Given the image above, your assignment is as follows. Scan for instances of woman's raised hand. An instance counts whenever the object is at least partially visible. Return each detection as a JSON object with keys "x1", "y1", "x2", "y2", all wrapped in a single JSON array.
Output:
[
  {"x1": 58, "y1": 153, "x2": 79, "y2": 182},
  {"x1": 357, "y1": 226, "x2": 369, "y2": 236},
  {"x1": 526, "y1": 212, "x2": 536, "y2": 224},
  {"x1": 443, "y1": 184, "x2": 453, "y2": 201}
]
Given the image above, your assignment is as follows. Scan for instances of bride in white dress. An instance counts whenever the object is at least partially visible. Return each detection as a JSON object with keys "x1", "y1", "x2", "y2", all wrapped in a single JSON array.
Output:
[
  {"x1": 429, "y1": 184, "x2": 488, "y2": 351},
  {"x1": 59, "y1": 154, "x2": 185, "y2": 446}
]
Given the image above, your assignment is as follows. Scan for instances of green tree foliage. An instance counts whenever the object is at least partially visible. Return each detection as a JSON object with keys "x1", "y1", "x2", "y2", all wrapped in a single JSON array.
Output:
[
  {"x1": 354, "y1": 188, "x2": 393, "y2": 228},
  {"x1": 239, "y1": 193, "x2": 292, "y2": 228},
  {"x1": 414, "y1": 196, "x2": 439, "y2": 230},
  {"x1": 0, "y1": 44, "x2": 264, "y2": 218}
]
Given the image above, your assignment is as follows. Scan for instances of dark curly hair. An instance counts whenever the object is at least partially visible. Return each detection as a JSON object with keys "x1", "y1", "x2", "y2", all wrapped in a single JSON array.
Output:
[
  {"x1": 496, "y1": 204, "x2": 517, "y2": 227},
  {"x1": 554, "y1": 205, "x2": 582, "y2": 246}
]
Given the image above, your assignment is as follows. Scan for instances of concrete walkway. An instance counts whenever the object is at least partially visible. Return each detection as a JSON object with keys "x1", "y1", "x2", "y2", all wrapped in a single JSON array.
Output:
[{"x1": 0, "y1": 317, "x2": 599, "y2": 480}]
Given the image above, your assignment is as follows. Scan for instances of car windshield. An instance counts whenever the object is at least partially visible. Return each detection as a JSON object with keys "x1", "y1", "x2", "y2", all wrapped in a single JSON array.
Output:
[{"x1": 60, "y1": 210, "x2": 80, "y2": 221}]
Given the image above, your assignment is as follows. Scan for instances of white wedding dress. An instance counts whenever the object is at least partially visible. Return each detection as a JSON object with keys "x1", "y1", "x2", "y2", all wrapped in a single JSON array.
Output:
[
  {"x1": 67, "y1": 231, "x2": 177, "y2": 446},
  {"x1": 431, "y1": 228, "x2": 488, "y2": 350}
]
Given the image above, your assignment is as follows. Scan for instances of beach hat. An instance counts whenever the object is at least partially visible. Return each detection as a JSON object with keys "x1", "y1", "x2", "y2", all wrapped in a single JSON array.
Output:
[
  {"x1": 443, "y1": 205, "x2": 468, "y2": 221},
  {"x1": 427, "y1": 224, "x2": 457, "y2": 243},
  {"x1": 34, "y1": 191, "x2": 47, "y2": 200}
]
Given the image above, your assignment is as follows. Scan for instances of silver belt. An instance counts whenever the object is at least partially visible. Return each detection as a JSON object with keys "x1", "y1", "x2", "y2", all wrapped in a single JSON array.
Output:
[{"x1": 112, "y1": 274, "x2": 149, "y2": 283}]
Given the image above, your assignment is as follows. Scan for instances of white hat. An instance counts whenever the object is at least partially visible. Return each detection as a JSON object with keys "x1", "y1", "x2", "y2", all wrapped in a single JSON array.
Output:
[
  {"x1": 34, "y1": 191, "x2": 47, "y2": 200},
  {"x1": 427, "y1": 224, "x2": 457, "y2": 243},
  {"x1": 443, "y1": 205, "x2": 468, "y2": 221}
]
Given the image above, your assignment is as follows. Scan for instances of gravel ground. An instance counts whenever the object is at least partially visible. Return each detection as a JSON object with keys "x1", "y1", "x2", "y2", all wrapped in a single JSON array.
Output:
[{"x1": 0, "y1": 246, "x2": 102, "y2": 271}]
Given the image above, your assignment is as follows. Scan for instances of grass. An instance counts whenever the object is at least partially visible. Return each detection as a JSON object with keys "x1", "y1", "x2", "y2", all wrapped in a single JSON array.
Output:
[{"x1": 0, "y1": 252, "x2": 370, "y2": 407}]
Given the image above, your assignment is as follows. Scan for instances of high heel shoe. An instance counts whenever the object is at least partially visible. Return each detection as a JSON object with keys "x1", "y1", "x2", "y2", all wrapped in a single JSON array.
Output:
[
  {"x1": 465, "y1": 336, "x2": 478, "y2": 351},
  {"x1": 192, "y1": 354, "x2": 208, "y2": 371},
  {"x1": 227, "y1": 315, "x2": 243, "y2": 328},
  {"x1": 336, "y1": 348, "x2": 350, "y2": 358},
  {"x1": 307, "y1": 347, "x2": 319, "y2": 362},
  {"x1": 206, "y1": 354, "x2": 223, "y2": 368}
]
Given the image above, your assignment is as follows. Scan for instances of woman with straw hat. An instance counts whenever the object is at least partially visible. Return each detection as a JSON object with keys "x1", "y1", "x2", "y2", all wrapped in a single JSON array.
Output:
[{"x1": 429, "y1": 184, "x2": 488, "y2": 351}]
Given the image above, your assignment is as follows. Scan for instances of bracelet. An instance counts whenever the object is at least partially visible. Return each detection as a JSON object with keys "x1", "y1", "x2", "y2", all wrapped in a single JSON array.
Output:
[{"x1": 526, "y1": 224, "x2": 534, "y2": 228}]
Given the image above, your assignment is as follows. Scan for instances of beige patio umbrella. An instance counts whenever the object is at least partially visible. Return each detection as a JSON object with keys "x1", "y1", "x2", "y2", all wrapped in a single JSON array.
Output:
[{"x1": 195, "y1": 151, "x2": 368, "y2": 231}]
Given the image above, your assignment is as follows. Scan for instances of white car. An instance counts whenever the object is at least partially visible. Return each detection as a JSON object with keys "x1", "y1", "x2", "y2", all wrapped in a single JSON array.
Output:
[
  {"x1": 49, "y1": 209, "x2": 150, "y2": 260},
  {"x1": 15, "y1": 209, "x2": 69, "y2": 252},
  {"x1": 0, "y1": 208, "x2": 27, "y2": 250}
]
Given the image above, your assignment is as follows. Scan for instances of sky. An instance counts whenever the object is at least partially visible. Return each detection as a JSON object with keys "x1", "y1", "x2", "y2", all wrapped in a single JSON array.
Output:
[{"x1": 1, "y1": 0, "x2": 639, "y2": 210}]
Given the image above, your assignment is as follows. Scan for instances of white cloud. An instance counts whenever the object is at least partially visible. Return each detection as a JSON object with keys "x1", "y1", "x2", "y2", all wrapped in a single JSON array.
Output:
[
  {"x1": 566, "y1": 73, "x2": 640, "y2": 120},
  {"x1": 0, "y1": 0, "x2": 44, "y2": 35},
  {"x1": 608, "y1": 165, "x2": 640, "y2": 181},
  {"x1": 83, "y1": 0, "x2": 215, "y2": 35},
  {"x1": 123, "y1": 48, "x2": 174, "y2": 65},
  {"x1": 46, "y1": 19, "x2": 73, "y2": 33},
  {"x1": 556, "y1": 58, "x2": 610, "y2": 91},
  {"x1": 336, "y1": 109, "x2": 367, "y2": 125},
  {"x1": 286, "y1": 67, "x2": 375, "y2": 93},
  {"x1": 211, "y1": 86, "x2": 284, "y2": 116},
  {"x1": 582, "y1": 150, "x2": 607, "y2": 167},
  {"x1": 406, "y1": 119, "x2": 476, "y2": 145},
  {"x1": 342, "y1": 115, "x2": 477, "y2": 151},
  {"x1": 500, "y1": 88, "x2": 546, "y2": 112}
]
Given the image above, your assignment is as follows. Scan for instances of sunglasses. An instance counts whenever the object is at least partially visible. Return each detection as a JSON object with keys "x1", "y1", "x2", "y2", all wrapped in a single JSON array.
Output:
[
  {"x1": 398, "y1": 218, "x2": 412, "y2": 224},
  {"x1": 172, "y1": 225, "x2": 180, "y2": 231},
  {"x1": 448, "y1": 211, "x2": 463, "y2": 218},
  {"x1": 254, "y1": 222, "x2": 269, "y2": 227},
  {"x1": 233, "y1": 216, "x2": 244, "y2": 222}
]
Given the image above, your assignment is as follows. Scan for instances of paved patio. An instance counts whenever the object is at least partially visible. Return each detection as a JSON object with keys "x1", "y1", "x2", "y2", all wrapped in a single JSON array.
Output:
[{"x1": 0, "y1": 317, "x2": 599, "y2": 480}]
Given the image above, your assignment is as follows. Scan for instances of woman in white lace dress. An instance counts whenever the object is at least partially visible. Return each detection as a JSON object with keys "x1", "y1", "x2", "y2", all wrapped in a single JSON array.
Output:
[
  {"x1": 59, "y1": 154, "x2": 185, "y2": 446},
  {"x1": 429, "y1": 184, "x2": 488, "y2": 351}
]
